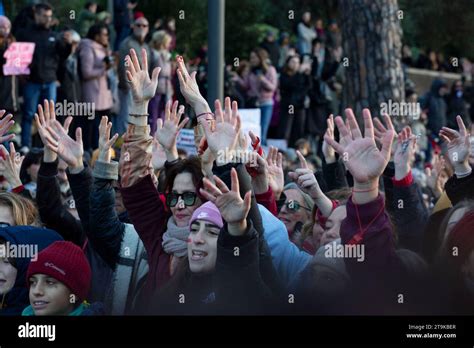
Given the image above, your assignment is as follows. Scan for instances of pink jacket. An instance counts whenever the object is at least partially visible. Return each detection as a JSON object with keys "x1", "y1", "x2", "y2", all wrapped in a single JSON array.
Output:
[
  {"x1": 78, "y1": 39, "x2": 113, "y2": 111},
  {"x1": 237, "y1": 66, "x2": 278, "y2": 103}
]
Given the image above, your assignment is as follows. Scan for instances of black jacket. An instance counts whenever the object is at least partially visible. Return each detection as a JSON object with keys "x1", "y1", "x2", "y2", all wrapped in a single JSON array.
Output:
[
  {"x1": 0, "y1": 37, "x2": 19, "y2": 112},
  {"x1": 280, "y1": 72, "x2": 310, "y2": 110},
  {"x1": 383, "y1": 163, "x2": 429, "y2": 253},
  {"x1": 151, "y1": 221, "x2": 275, "y2": 315},
  {"x1": 15, "y1": 24, "x2": 71, "y2": 83},
  {"x1": 36, "y1": 159, "x2": 114, "y2": 305}
]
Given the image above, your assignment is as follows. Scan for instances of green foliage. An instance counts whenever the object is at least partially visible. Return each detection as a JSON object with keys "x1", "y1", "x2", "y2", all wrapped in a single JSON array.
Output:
[{"x1": 399, "y1": 0, "x2": 474, "y2": 59}]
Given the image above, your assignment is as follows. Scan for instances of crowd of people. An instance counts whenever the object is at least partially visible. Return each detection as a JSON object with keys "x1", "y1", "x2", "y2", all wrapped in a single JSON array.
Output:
[{"x1": 0, "y1": 3, "x2": 473, "y2": 316}]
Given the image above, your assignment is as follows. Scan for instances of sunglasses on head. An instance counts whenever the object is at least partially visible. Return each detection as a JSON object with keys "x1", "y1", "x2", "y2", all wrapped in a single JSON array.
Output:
[
  {"x1": 284, "y1": 200, "x2": 312, "y2": 213},
  {"x1": 166, "y1": 191, "x2": 197, "y2": 208}
]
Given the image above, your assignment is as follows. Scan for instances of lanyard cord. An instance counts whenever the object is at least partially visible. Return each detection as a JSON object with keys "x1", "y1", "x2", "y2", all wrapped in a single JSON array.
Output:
[{"x1": 349, "y1": 198, "x2": 386, "y2": 245}]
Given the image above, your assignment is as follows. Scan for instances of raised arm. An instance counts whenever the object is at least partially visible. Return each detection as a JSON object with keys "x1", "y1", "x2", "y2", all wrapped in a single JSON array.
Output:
[
  {"x1": 89, "y1": 116, "x2": 125, "y2": 268},
  {"x1": 289, "y1": 150, "x2": 334, "y2": 218},
  {"x1": 35, "y1": 100, "x2": 85, "y2": 245},
  {"x1": 324, "y1": 108, "x2": 401, "y2": 278},
  {"x1": 440, "y1": 115, "x2": 474, "y2": 204}
]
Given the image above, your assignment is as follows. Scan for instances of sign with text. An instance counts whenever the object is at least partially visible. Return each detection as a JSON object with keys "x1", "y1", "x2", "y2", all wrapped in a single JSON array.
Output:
[{"x1": 3, "y1": 42, "x2": 35, "y2": 76}]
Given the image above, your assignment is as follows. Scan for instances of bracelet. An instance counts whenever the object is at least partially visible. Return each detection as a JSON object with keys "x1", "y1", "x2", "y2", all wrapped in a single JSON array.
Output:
[
  {"x1": 196, "y1": 112, "x2": 214, "y2": 120},
  {"x1": 129, "y1": 113, "x2": 149, "y2": 117}
]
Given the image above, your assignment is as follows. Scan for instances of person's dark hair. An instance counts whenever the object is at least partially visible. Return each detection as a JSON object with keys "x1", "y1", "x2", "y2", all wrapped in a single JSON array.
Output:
[
  {"x1": 34, "y1": 3, "x2": 53, "y2": 13},
  {"x1": 86, "y1": 23, "x2": 109, "y2": 41},
  {"x1": 251, "y1": 47, "x2": 271, "y2": 73},
  {"x1": 282, "y1": 55, "x2": 300, "y2": 75},
  {"x1": 312, "y1": 37, "x2": 325, "y2": 47},
  {"x1": 85, "y1": 1, "x2": 97, "y2": 10},
  {"x1": 19, "y1": 148, "x2": 43, "y2": 184},
  {"x1": 164, "y1": 156, "x2": 205, "y2": 200}
]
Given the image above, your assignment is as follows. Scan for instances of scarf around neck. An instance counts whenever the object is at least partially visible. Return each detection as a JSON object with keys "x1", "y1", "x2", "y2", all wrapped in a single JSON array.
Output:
[{"x1": 162, "y1": 218, "x2": 190, "y2": 257}]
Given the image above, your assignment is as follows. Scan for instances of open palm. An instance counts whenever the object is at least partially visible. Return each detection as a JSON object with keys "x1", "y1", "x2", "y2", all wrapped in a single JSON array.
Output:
[
  {"x1": 46, "y1": 119, "x2": 83, "y2": 168},
  {"x1": 324, "y1": 108, "x2": 394, "y2": 183},
  {"x1": 126, "y1": 48, "x2": 160, "y2": 104},
  {"x1": 155, "y1": 100, "x2": 188, "y2": 151},
  {"x1": 440, "y1": 115, "x2": 470, "y2": 167},
  {"x1": 200, "y1": 168, "x2": 251, "y2": 226},
  {"x1": 202, "y1": 97, "x2": 241, "y2": 157}
]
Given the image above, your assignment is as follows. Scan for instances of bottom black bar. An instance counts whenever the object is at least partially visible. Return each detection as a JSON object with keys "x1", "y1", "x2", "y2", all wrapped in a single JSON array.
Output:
[{"x1": 0, "y1": 316, "x2": 473, "y2": 345}]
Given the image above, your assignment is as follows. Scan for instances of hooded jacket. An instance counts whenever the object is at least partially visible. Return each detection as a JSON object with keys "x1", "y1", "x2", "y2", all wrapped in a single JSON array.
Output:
[
  {"x1": 0, "y1": 226, "x2": 63, "y2": 315},
  {"x1": 421, "y1": 78, "x2": 447, "y2": 135}
]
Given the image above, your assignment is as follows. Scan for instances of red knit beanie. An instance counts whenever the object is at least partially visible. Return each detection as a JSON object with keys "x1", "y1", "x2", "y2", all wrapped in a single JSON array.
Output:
[
  {"x1": 446, "y1": 210, "x2": 474, "y2": 268},
  {"x1": 26, "y1": 241, "x2": 91, "y2": 301}
]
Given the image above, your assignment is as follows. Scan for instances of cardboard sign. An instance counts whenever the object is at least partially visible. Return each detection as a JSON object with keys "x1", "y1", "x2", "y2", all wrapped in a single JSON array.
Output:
[
  {"x1": 239, "y1": 108, "x2": 261, "y2": 147},
  {"x1": 3, "y1": 42, "x2": 36, "y2": 76}
]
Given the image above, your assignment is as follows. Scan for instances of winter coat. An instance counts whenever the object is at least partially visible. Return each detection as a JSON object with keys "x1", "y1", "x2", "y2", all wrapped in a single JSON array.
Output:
[
  {"x1": 235, "y1": 66, "x2": 278, "y2": 104},
  {"x1": 90, "y1": 160, "x2": 149, "y2": 314},
  {"x1": 77, "y1": 38, "x2": 113, "y2": 111},
  {"x1": 151, "y1": 221, "x2": 275, "y2": 315},
  {"x1": 36, "y1": 159, "x2": 116, "y2": 308},
  {"x1": 280, "y1": 71, "x2": 310, "y2": 110},
  {"x1": 421, "y1": 79, "x2": 448, "y2": 135},
  {"x1": 15, "y1": 23, "x2": 71, "y2": 83},
  {"x1": 0, "y1": 226, "x2": 63, "y2": 315},
  {"x1": 0, "y1": 36, "x2": 19, "y2": 112},
  {"x1": 383, "y1": 164, "x2": 429, "y2": 253}
]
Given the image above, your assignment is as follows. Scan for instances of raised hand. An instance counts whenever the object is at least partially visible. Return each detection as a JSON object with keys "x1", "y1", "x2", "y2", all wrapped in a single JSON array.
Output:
[
  {"x1": 98, "y1": 116, "x2": 119, "y2": 163},
  {"x1": 324, "y1": 108, "x2": 395, "y2": 203},
  {"x1": 289, "y1": 150, "x2": 323, "y2": 200},
  {"x1": 176, "y1": 56, "x2": 206, "y2": 107},
  {"x1": 439, "y1": 115, "x2": 471, "y2": 175},
  {"x1": 151, "y1": 139, "x2": 167, "y2": 171},
  {"x1": 155, "y1": 100, "x2": 188, "y2": 161},
  {"x1": 200, "y1": 168, "x2": 251, "y2": 236},
  {"x1": 266, "y1": 146, "x2": 284, "y2": 199},
  {"x1": 425, "y1": 154, "x2": 446, "y2": 198},
  {"x1": 34, "y1": 99, "x2": 65, "y2": 162},
  {"x1": 202, "y1": 97, "x2": 242, "y2": 164},
  {"x1": 125, "y1": 48, "x2": 161, "y2": 111},
  {"x1": 43, "y1": 118, "x2": 83, "y2": 172},
  {"x1": 0, "y1": 142, "x2": 24, "y2": 188},
  {"x1": 0, "y1": 110, "x2": 15, "y2": 144},
  {"x1": 322, "y1": 114, "x2": 336, "y2": 163},
  {"x1": 373, "y1": 113, "x2": 397, "y2": 159},
  {"x1": 393, "y1": 126, "x2": 417, "y2": 180}
]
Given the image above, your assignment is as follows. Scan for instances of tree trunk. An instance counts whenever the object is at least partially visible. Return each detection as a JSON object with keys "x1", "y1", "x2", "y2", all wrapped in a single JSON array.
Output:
[{"x1": 339, "y1": 0, "x2": 404, "y2": 123}]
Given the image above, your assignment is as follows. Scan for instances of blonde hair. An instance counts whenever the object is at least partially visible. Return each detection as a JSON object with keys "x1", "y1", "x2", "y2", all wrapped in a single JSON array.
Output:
[
  {"x1": 0, "y1": 192, "x2": 41, "y2": 226},
  {"x1": 151, "y1": 30, "x2": 171, "y2": 50}
]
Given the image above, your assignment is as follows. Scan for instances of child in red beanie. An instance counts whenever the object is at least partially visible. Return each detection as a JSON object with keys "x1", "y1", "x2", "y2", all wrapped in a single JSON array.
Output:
[{"x1": 22, "y1": 241, "x2": 103, "y2": 316}]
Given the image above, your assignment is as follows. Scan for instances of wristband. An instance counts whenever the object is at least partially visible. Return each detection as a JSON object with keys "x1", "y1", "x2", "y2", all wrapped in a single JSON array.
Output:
[{"x1": 196, "y1": 112, "x2": 214, "y2": 120}]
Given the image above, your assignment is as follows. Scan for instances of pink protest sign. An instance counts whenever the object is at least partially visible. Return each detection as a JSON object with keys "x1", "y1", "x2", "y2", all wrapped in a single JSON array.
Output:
[{"x1": 3, "y1": 42, "x2": 36, "y2": 76}]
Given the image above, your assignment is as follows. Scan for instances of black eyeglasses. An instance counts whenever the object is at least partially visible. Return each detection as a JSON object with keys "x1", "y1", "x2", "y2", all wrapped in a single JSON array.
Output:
[
  {"x1": 0, "y1": 222, "x2": 11, "y2": 228},
  {"x1": 283, "y1": 200, "x2": 312, "y2": 213},
  {"x1": 166, "y1": 192, "x2": 197, "y2": 208}
]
